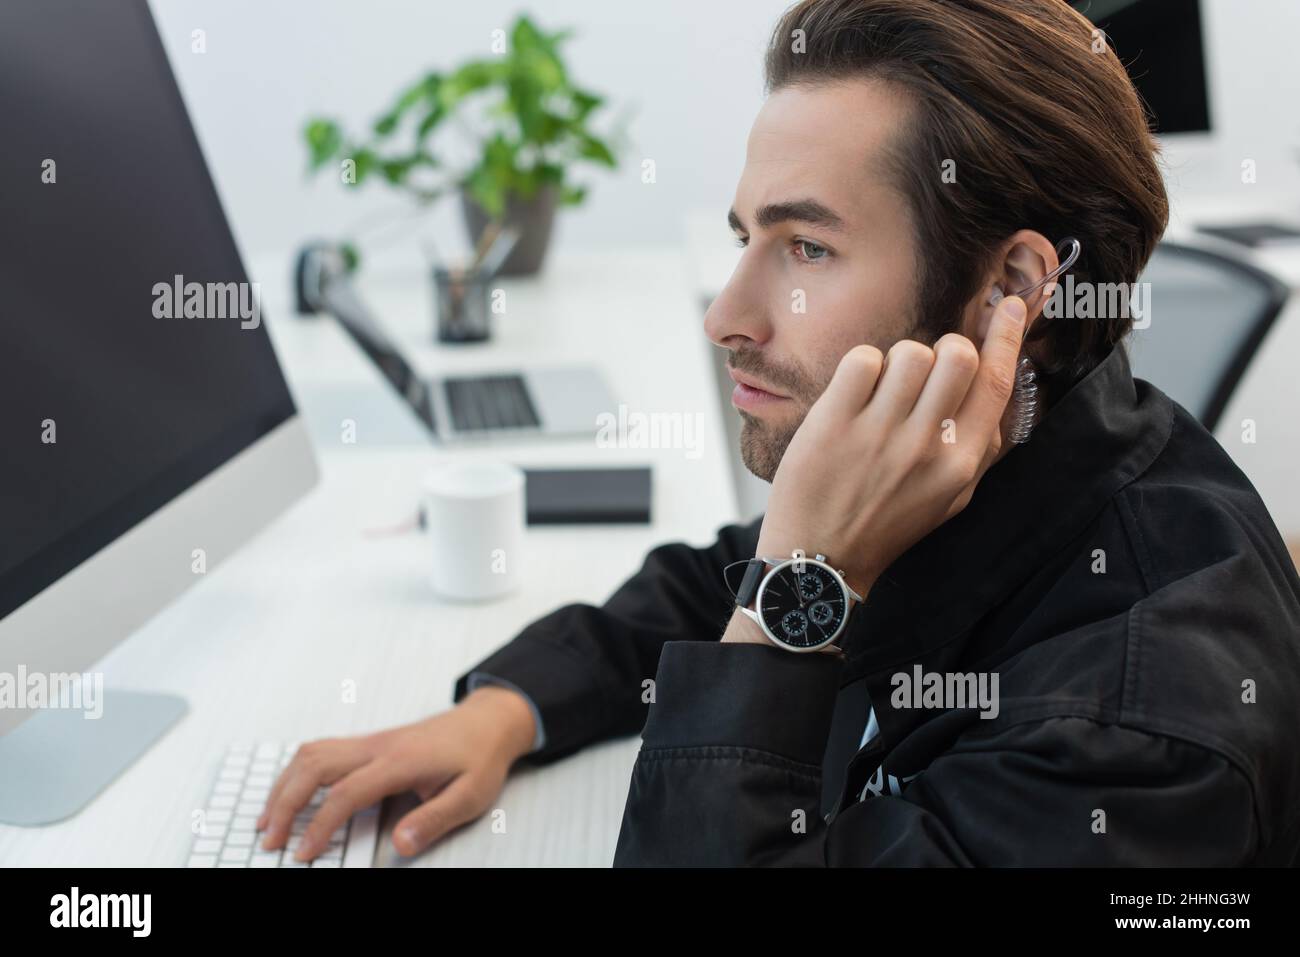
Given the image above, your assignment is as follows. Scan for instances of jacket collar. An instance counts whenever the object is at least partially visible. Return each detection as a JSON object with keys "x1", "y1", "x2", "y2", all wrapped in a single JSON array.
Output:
[{"x1": 842, "y1": 340, "x2": 1174, "y2": 672}]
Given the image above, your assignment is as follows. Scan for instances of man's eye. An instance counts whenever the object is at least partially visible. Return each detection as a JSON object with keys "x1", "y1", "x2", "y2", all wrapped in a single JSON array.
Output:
[
  {"x1": 794, "y1": 239, "x2": 829, "y2": 262},
  {"x1": 733, "y1": 235, "x2": 749, "y2": 249}
]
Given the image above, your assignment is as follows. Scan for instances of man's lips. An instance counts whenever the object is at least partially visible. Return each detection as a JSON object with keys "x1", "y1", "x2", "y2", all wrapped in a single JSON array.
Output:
[{"x1": 728, "y1": 367, "x2": 789, "y2": 410}]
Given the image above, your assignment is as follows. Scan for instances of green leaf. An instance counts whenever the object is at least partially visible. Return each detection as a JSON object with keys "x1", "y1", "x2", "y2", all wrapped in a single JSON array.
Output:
[
  {"x1": 511, "y1": 15, "x2": 546, "y2": 56},
  {"x1": 440, "y1": 60, "x2": 500, "y2": 110},
  {"x1": 559, "y1": 183, "x2": 587, "y2": 206},
  {"x1": 379, "y1": 157, "x2": 414, "y2": 184},
  {"x1": 571, "y1": 89, "x2": 603, "y2": 122},
  {"x1": 374, "y1": 72, "x2": 440, "y2": 136},
  {"x1": 348, "y1": 148, "x2": 377, "y2": 185},
  {"x1": 416, "y1": 105, "x2": 445, "y2": 141},
  {"x1": 463, "y1": 163, "x2": 506, "y2": 218},
  {"x1": 304, "y1": 119, "x2": 343, "y2": 170},
  {"x1": 575, "y1": 132, "x2": 617, "y2": 167},
  {"x1": 339, "y1": 242, "x2": 361, "y2": 272}
]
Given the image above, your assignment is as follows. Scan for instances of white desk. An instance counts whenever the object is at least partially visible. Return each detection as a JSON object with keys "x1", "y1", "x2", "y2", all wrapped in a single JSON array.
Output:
[{"x1": 0, "y1": 248, "x2": 739, "y2": 867}]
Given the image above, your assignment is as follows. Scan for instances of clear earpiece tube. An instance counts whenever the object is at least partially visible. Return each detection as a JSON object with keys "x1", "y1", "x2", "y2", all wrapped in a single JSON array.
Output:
[
  {"x1": 1009, "y1": 237, "x2": 1081, "y2": 331},
  {"x1": 1004, "y1": 237, "x2": 1082, "y2": 444}
]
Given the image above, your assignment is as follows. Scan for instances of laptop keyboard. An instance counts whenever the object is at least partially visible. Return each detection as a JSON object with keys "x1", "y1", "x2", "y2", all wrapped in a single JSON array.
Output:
[{"x1": 444, "y1": 374, "x2": 541, "y2": 432}]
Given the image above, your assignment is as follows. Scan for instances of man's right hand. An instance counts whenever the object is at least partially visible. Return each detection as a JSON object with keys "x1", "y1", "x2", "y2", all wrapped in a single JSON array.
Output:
[{"x1": 255, "y1": 684, "x2": 538, "y2": 862}]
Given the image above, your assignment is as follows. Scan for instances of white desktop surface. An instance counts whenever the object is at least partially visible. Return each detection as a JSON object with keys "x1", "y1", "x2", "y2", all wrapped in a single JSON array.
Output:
[{"x1": 0, "y1": 248, "x2": 740, "y2": 867}]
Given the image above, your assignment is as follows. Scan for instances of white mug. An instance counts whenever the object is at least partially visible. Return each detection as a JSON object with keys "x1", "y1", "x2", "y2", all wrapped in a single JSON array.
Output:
[{"x1": 421, "y1": 461, "x2": 525, "y2": 601}]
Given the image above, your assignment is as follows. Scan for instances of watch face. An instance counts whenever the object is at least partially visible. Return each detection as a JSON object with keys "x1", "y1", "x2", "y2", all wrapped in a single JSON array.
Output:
[{"x1": 758, "y1": 561, "x2": 848, "y2": 649}]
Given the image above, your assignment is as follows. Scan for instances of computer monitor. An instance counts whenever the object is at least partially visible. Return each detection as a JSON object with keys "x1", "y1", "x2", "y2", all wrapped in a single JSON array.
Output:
[
  {"x1": 0, "y1": 0, "x2": 318, "y2": 824},
  {"x1": 1072, "y1": 0, "x2": 1212, "y2": 135}
]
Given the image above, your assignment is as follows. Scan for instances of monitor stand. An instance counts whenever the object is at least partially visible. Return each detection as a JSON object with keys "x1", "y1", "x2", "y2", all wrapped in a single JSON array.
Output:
[{"x1": 0, "y1": 690, "x2": 187, "y2": 826}]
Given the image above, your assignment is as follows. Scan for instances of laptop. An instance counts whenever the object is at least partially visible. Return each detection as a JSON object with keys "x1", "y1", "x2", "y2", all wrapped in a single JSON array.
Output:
[{"x1": 297, "y1": 245, "x2": 617, "y2": 443}]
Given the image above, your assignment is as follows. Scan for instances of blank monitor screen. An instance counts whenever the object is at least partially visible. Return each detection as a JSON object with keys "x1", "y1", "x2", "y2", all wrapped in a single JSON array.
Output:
[
  {"x1": 0, "y1": 1, "x2": 296, "y2": 621},
  {"x1": 1072, "y1": 0, "x2": 1212, "y2": 134}
]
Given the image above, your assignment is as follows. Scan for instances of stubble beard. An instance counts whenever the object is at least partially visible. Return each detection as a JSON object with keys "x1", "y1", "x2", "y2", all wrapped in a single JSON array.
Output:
[{"x1": 738, "y1": 407, "x2": 805, "y2": 484}]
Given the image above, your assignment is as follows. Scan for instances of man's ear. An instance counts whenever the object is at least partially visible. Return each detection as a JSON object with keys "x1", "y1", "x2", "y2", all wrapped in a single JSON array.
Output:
[{"x1": 966, "y1": 230, "x2": 1058, "y2": 344}]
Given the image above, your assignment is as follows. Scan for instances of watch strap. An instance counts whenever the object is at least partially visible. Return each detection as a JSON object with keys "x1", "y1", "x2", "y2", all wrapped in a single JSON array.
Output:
[{"x1": 734, "y1": 557, "x2": 768, "y2": 610}]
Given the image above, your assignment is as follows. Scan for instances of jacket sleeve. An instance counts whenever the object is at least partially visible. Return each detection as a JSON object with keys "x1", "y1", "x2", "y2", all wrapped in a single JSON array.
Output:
[
  {"x1": 613, "y1": 640, "x2": 1260, "y2": 866},
  {"x1": 451, "y1": 517, "x2": 763, "y2": 765}
]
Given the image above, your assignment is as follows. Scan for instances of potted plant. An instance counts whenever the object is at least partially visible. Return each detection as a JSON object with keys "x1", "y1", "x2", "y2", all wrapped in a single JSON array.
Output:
[{"x1": 302, "y1": 14, "x2": 623, "y2": 276}]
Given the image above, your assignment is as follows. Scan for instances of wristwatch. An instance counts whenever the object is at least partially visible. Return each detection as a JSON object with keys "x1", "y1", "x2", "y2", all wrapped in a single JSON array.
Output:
[{"x1": 733, "y1": 553, "x2": 865, "y2": 654}]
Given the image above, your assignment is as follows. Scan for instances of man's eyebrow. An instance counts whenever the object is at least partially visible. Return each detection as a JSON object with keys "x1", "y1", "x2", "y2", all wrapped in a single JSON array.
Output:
[{"x1": 727, "y1": 199, "x2": 848, "y2": 234}]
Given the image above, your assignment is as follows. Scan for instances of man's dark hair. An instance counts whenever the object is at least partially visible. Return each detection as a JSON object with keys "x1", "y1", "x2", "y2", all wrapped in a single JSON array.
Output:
[{"x1": 764, "y1": 0, "x2": 1170, "y2": 405}]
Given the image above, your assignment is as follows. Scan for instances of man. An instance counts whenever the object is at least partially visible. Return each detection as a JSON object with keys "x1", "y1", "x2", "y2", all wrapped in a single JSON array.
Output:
[{"x1": 258, "y1": 0, "x2": 1300, "y2": 865}]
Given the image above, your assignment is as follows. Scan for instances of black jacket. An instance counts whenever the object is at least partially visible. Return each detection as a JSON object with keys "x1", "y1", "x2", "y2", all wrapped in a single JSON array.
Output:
[{"x1": 453, "y1": 342, "x2": 1300, "y2": 865}]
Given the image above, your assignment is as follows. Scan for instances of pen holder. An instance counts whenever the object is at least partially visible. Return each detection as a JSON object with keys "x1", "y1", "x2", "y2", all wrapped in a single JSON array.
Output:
[{"x1": 433, "y1": 267, "x2": 491, "y2": 343}]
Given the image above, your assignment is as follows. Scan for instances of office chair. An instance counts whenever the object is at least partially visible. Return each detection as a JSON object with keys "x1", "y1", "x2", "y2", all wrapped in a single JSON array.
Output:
[{"x1": 1125, "y1": 241, "x2": 1290, "y2": 432}]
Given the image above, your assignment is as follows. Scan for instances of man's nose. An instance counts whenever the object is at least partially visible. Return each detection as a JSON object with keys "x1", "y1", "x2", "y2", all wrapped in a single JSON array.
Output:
[{"x1": 704, "y1": 253, "x2": 775, "y2": 349}]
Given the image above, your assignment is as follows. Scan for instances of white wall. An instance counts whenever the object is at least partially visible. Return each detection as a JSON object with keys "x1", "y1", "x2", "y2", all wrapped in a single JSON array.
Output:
[
  {"x1": 149, "y1": 0, "x2": 792, "y2": 265},
  {"x1": 150, "y1": 0, "x2": 1300, "y2": 265}
]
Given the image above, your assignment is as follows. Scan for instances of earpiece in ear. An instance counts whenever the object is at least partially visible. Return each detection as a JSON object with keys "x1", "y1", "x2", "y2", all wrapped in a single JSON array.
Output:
[{"x1": 987, "y1": 285, "x2": 1005, "y2": 307}]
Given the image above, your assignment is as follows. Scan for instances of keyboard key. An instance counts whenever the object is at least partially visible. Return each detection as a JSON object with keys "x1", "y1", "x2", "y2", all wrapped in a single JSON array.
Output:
[{"x1": 191, "y1": 742, "x2": 376, "y2": 869}]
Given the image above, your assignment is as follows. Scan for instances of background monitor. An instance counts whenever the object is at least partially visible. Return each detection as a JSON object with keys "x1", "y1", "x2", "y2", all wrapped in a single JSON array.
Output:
[
  {"x1": 1071, "y1": 0, "x2": 1212, "y2": 135},
  {"x1": 0, "y1": 0, "x2": 317, "y2": 824}
]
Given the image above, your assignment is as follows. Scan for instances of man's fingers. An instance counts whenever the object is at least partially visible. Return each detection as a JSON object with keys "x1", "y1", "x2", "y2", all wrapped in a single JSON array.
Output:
[
  {"x1": 258, "y1": 739, "x2": 368, "y2": 850},
  {"x1": 391, "y1": 774, "x2": 485, "y2": 858},
  {"x1": 906, "y1": 333, "x2": 980, "y2": 433},
  {"x1": 817, "y1": 344, "x2": 884, "y2": 419},
  {"x1": 294, "y1": 763, "x2": 397, "y2": 861},
  {"x1": 954, "y1": 295, "x2": 1027, "y2": 438},
  {"x1": 863, "y1": 339, "x2": 936, "y2": 424}
]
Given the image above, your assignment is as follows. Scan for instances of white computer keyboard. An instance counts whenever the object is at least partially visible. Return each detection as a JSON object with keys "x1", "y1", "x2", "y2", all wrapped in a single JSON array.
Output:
[{"x1": 186, "y1": 741, "x2": 379, "y2": 868}]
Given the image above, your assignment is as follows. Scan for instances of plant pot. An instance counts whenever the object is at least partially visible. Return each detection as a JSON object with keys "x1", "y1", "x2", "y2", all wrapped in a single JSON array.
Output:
[{"x1": 460, "y1": 184, "x2": 558, "y2": 277}]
